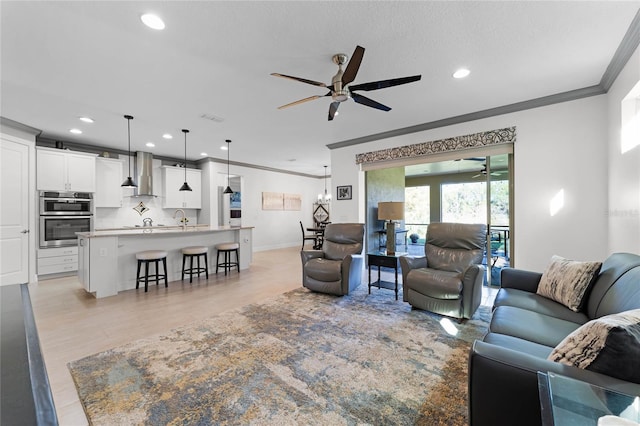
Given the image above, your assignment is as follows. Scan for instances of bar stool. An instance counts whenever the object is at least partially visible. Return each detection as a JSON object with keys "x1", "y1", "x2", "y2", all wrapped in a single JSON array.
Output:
[
  {"x1": 181, "y1": 246, "x2": 209, "y2": 283},
  {"x1": 135, "y1": 250, "x2": 168, "y2": 292},
  {"x1": 215, "y1": 242, "x2": 240, "y2": 275}
]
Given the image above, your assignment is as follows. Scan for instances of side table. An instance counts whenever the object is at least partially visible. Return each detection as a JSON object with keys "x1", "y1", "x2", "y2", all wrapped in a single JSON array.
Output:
[{"x1": 367, "y1": 251, "x2": 407, "y2": 300}]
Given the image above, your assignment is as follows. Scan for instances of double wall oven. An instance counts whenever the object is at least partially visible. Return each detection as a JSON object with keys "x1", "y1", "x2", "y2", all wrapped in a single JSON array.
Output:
[{"x1": 39, "y1": 191, "x2": 93, "y2": 248}]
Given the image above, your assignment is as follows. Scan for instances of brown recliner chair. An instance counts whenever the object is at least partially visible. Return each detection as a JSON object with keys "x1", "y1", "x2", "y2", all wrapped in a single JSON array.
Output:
[
  {"x1": 301, "y1": 223, "x2": 365, "y2": 296},
  {"x1": 400, "y1": 222, "x2": 487, "y2": 320}
]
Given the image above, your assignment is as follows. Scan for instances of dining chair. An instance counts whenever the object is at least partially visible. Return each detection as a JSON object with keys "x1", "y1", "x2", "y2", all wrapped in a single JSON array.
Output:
[{"x1": 300, "y1": 221, "x2": 318, "y2": 250}]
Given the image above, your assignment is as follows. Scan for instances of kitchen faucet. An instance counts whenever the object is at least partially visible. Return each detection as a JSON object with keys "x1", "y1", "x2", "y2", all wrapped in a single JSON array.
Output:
[{"x1": 173, "y1": 209, "x2": 186, "y2": 230}]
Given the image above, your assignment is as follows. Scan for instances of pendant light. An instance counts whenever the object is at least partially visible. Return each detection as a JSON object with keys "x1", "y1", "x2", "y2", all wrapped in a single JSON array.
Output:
[
  {"x1": 223, "y1": 139, "x2": 233, "y2": 194},
  {"x1": 179, "y1": 129, "x2": 192, "y2": 191},
  {"x1": 121, "y1": 115, "x2": 137, "y2": 187},
  {"x1": 318, "y1": 165, "x2": 330, "y2": 203}
]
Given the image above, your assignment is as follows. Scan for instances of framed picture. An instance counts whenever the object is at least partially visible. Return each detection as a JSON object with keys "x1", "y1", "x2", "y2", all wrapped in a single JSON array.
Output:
[{"x1": 336, "y1": 185, "x2": 352, "y2": 200}]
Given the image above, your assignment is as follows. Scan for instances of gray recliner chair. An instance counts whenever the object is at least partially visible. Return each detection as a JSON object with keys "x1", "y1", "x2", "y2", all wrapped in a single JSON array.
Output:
[
  {"x1": 400, "y1": 222, "x2": 487, "y2": 320},
  {"x1": 301, "y1": 223, "x2": 365, "y2": 296}
]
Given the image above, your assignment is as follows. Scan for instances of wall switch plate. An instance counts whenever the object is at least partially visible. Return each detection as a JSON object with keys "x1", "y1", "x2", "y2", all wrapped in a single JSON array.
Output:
[{"x1": 99, "y1": 248, "x2": 108, "y2": 257}]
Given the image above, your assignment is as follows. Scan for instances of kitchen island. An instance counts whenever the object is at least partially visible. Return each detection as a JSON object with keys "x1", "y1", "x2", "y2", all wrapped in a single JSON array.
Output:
[{"x1": 77, "y1": 225, "x2": 253, "y2": 298}]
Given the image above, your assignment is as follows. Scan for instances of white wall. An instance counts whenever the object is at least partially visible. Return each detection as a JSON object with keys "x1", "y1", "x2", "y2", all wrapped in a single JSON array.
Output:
[
  {"x1": 331, "y1": 95, "x2": 610, "y2": 271},
  {"x1": 199, "y1": 159, "x2": 327, "y2": 252},
  {"x1": 607, "y1": 44, "x2": 640, "y2": 254}
]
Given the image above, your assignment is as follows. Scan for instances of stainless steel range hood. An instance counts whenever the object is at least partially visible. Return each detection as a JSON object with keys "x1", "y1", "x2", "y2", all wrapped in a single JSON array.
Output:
[{"x1": 134, "y1": 151, "x2": 154, "y2": 196}]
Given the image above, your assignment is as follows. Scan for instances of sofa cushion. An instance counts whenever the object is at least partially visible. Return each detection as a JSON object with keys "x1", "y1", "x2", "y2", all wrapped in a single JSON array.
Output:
[
  {"x1": 483, "y1": 332, "x2": 554, "y2": 359},
  {"x1": 490, "y1": 306, "x2": 583, "y2": 347},
  {"x1": 304, "y1": 258, "x2": 341, "y2": 282},
  {"x1": 494, "y1": 288, "x2": 590, "y2": 324},
  {"x1": 406, "y1": 268, "x2": 462, "y2": 299},
  {"x1": 548, "y1": 309, "x2": 640, "y2": 384},
  {"x1": 536, "y1": 255, "x2": 602, "y2": 312}
]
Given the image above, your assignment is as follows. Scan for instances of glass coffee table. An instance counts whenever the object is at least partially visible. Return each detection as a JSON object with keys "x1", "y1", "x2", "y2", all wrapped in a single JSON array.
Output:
[{"x1": 538, "y1": 372, "x2": 640, "y2": 425}]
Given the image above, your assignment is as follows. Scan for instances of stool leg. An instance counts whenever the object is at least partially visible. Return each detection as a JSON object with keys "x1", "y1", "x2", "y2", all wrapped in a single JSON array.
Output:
[
  {"x1": 136, "y1": 260, "x2": 141, "y2": 289},
  {"x1": 224, "y1": 250, "x2": 229, "y2": 276},
  {"x1": 162, "y1": 257, "x2": 168, "y2": 287},
  {"x1": 144, "y1": 260, "x2": 149, "y2": 292},
  {"x1": 197, "y1": 255, "x2": 201, "y2": 279},
  {"x1": 235, "y1": 249, "x2": 240, "y2": 273},
  {"x1": 216, "y1": 250, "x2": 220, "y2": 274},
  {"x1": 155, "y1": 260, "x2": 160, "y2": 286},
  {"x1": 204, "y1": 253, "x2": 209, "y2": 279},
  {"x1": 182, "y1": 254, "x2": 186, "y2": 281},
  {"x1": 189, "y1": 255, "x2": 194, "y2": 283}
]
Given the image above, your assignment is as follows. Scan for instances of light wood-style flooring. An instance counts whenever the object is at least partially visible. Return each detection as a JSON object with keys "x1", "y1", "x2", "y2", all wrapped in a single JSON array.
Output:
[{"x1": 28, "y1": 246, "x2": 497, "y2": 425}]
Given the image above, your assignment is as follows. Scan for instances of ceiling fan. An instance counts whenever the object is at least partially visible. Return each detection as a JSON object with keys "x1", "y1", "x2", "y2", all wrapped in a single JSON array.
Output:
[
  {"x1": 271, "y1": 45, "x2": 421, "y2": 121},
  {"x1": 473, "y1": 164, "x2": 507, "y2": 178}
]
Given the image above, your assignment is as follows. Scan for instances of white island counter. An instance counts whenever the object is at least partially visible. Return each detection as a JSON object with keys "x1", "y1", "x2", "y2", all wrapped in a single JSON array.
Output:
[{"x1": 77, "y1": 225, "x2": 253, "y2": 298}]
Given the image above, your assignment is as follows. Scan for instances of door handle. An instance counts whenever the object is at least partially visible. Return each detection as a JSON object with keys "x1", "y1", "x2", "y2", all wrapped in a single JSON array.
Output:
[{"x1": 21, "y1": 229, "x2": 29, "y2": 234}]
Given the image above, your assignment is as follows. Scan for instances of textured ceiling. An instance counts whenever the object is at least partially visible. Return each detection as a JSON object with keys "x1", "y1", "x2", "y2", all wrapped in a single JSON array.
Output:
[{"x1": 2, "y1": 1, "x2": 639, "y2": 176}]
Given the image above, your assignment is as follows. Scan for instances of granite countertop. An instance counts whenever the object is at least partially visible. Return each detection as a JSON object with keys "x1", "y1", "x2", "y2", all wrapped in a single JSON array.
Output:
[{"x1": 78, "y1": 225, "x2": 252, "y2": 238}]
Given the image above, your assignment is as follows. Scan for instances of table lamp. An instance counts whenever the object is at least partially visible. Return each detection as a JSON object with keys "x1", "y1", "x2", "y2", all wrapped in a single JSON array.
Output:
[{"x1": 378, "y1": 201, "x2": 404, "y2": 254}]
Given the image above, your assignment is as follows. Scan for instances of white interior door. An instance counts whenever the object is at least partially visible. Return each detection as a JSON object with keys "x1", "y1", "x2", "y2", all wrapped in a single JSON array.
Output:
[{"x1": 1, "y1": 137, "x2": 30, "y2": 285}]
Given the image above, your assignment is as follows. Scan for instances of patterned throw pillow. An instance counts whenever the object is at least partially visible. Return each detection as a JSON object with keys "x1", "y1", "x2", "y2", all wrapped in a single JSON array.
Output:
[
  {"x1": 548, "y1": 309, "x2": 640, "y2": 384},
  {"x1": 536, "y1": 255, "x2": 602, "y2": 312}
]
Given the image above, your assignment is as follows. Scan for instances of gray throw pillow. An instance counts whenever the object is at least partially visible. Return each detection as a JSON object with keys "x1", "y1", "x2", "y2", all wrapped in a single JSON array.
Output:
[
  {"x1": 536, "y1": 255, "x2": 602, "y2": 312},
  {"x1": 548, "y1": 309, "x2": 640, "y2": 384}
]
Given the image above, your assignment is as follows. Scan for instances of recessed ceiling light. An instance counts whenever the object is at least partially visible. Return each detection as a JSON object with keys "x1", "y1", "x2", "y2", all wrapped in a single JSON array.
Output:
[
  {"x1": 69, "y1": 128, "x2": 82, "y2": 134},
  {"x1": 162, "y1": 133, "x2": 173, "y2": 139},
  {"x1": 453, "y1": 68, "x2": 470, "y2": 79},
  {"x1": 79, "y1": 116, "x2": 94, "y2": 123},
  {"x1": 141, "y1": 13, "x2": 165, "y2": 30},
  {"x1": 146, "y1": 142, "x2": 155, "y2": 147},
  {"x1": 200, "y1": 152, "x2": 207, "y2": 156}
]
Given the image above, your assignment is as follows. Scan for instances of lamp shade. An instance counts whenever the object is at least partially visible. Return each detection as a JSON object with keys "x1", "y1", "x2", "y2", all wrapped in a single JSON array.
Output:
[{"x1": 378, "y1": 202, "x2": 405, "y2": 221}]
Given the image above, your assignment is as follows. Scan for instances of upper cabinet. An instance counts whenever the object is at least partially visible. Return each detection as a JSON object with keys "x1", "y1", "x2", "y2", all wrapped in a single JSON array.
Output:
[
  {"x1": 37, "y1": 147, "x2": 96, "y2": 192},
  {"x1": 94, "y1": 157, "x2": 124, "y2": 207},
  {"x1": 161, "y1": 166, "x2": 202, "y2": 209}
]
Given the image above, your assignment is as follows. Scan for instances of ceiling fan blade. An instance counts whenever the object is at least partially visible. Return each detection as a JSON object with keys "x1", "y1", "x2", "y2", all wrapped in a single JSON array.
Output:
[
  {"x1": 277, "y1": 95, "x2": 322, "y2": 110},
  {"x1": 350, "y1": 75, "x2": 422, "y2": 92},
  {"x1": 328, "y1": 102, "x2": 340, "y2": 121},
  {"x1": 472, "y1": 173, "x2": 483, "y2": 178},
  {"x1": 271, "y1": 73, "x2": 327, "y2": 88},
  {"x1": 341, "y1": 45, "x2": 365, "y2": 86},
  {"x1": 351, "y1": 92, "x2": 391, "y2": 111}
]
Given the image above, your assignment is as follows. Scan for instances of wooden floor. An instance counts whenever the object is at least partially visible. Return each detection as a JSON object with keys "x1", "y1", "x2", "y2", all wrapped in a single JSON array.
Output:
[{"x1": 28, "y1": 246, "x2": 497, "y2": 425}]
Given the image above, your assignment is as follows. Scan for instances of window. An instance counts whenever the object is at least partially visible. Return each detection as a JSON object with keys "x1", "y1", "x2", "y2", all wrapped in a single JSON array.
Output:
[
  {"x1": 404, "y1": 186, "x2": 430, "y2": 242},
  {"x1": 442, "y1": 182, "x2": 487, "y2": 223}
]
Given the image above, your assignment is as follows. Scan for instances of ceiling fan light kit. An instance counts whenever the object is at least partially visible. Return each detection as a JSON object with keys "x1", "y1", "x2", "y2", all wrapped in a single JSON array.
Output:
[{"x1": 272, "y1": 45, "x2": 421, "y2": 121}]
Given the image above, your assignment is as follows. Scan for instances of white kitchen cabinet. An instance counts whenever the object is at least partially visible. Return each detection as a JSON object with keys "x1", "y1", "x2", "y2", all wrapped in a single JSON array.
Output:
[
  {"x1": 161, "y1": 166, "x2": 202, "y2": 209},
  {"x1": 37, "y1": 246, "x2": 78, "y2": 275},
  {"x1": 95, "y1": 157, "x2": 124, "y2": 207},
  {"x1": 37, "y1": 147, "x2": 96, "y2": 192},
  {"x1": 78, "y1": 235, "x2": 118, "y2": 298}
]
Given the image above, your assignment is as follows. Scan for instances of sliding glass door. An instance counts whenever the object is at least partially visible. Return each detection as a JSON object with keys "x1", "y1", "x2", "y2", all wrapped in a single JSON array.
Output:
[{"x1": 421, "y1": 154, "x2": 511, "y2": 286}]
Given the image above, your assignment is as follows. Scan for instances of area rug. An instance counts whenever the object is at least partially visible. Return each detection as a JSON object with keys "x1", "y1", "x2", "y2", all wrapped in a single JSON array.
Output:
[{"x1": 68, "y1": 285, "x2": 490, "y2": 425}]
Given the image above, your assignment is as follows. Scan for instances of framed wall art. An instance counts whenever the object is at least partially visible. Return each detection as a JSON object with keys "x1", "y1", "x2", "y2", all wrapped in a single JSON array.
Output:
[{"x1": 336, "y1": 185, "x2": 352, "y2": 200}]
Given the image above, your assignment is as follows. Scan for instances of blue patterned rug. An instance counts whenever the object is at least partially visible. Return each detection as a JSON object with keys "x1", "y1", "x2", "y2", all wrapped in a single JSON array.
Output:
[{"x1": 68, "y1": 285, "x2": 490, "y2": 425}]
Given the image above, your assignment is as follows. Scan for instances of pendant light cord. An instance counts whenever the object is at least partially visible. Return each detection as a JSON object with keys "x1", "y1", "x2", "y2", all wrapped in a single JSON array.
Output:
[
  {"x1": 127, "y1": 118, "x2": 131, "y2": 176},
  {"x1": 184, "y1": 130, "x2": 187, "y2": 182}
]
